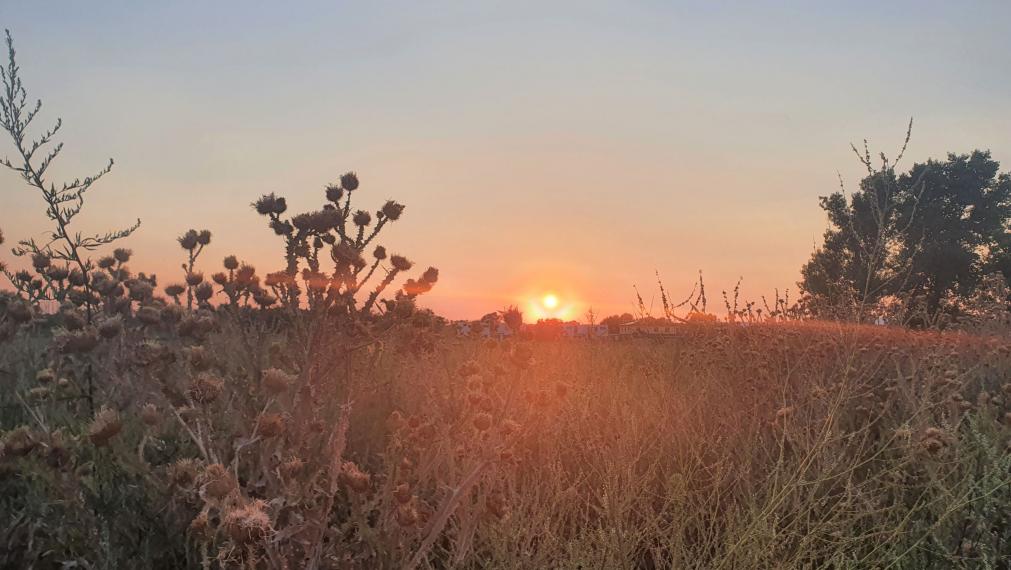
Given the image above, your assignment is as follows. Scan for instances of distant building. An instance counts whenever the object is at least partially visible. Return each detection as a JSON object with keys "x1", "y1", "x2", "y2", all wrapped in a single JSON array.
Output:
[
  {"x1": 618, "y1": 319, "x2": 679, "y2": 336},
  {"x1": 454, "y1": 321, "x2": 472, "y2": 336},
  {"x1": 561, "y1": 322, "x2": 612, "y2": 338}
]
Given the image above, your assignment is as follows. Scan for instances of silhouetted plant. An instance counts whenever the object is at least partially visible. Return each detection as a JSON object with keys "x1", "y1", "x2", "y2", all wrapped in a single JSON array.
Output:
[{"x1": 0, "y1": 30, "x2": 139, "y2": 320}]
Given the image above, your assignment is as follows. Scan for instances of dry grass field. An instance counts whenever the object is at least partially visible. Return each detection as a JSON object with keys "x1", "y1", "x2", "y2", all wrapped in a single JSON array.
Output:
[{"x1": 4, "y1": 309, "x2": 1011, "y2": 568}]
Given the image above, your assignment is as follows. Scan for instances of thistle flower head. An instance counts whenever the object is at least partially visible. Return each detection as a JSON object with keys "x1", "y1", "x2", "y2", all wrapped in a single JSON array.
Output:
[
  {"x1": 88, "y1": 407, "x2": 122, "y2": 447},
  {"x1": 381, "y1": 200, "x2": 405, "y2": 221},
  {"x1": 352, "y1": 210, "x2": 372, "y2": 227},
  {"x1": 262, "y1": 368, "x2": 294, "y2": 394},
  {"x1": 113, "y1": 248, "x2": 132, "y2": 263},
  {"x1": 339, "y1": 461, "x2": 371, "y2": 493},
  {"x1": 141, "y1": 403, "x2": 161, "y2": 427},
  {"x1": 373, "y1": 245, "x2": 387, "y2": 260},
  {"x1": 196, "y1": 230, "x2": 212, "y2": 246},
  {"x1": 201, "y1": 463, "x2": 237, "y2": 500},
  {"x1": 222, "y1": 500, "x2": 271, "y2": 545},
  {"x1": 165, "y1": 283, "x2": 185, "y2": 298},
  {"x1": 340, "y1": 171, "x2": 359, "y2": 191},
  {"x1": 187, "y1": 373, "x2": 224, "y2": 404},
  {"x1": 390, "y1": 255, "x2": 412, "y2": 272},
  {"x1": 325, "y1": 183, "x2": 344, "y2": 203},
  {"x1": 223, "y1": 255, "x2": 239, "y2": 270},
  {"x1": 31, "y1": 252, "x2": 50, "y2": 270},
  {"x1": 178, "y1": 230, "x2": 200, "y2": 251}
]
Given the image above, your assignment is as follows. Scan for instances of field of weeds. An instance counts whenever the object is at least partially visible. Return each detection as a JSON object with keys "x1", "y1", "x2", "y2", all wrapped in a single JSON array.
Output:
[
  {"x1": 3, "y1": 25, "x2": 1011, "y2": 570},
  {"x1": 4, "y1": 314, "x2": 1011, "y2": 568}
]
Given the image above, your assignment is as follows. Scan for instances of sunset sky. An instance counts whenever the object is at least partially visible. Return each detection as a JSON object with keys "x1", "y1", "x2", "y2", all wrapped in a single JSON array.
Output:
[{"x1": 2, "y1": 2, "x2": 1010, "y2": 320}]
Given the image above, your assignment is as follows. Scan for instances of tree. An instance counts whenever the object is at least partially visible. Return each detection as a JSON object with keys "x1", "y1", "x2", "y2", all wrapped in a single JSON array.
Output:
[
  {"x1": 801, "y1": 144, "x2": 1011, "y2": 323},
  {"x1": 600, "y1": 312, "x2": 634, "y2": 334}
]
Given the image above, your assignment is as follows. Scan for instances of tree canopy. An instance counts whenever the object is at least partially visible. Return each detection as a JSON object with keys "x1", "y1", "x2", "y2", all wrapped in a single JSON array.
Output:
[{"x1": 800, "y1": 150, "x2": 1011, "y2": 323}]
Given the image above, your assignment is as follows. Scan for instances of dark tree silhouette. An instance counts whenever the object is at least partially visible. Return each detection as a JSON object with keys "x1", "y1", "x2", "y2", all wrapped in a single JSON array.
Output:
[{"x1": 801, "y1": 149, "x2": 1011, "y2": 323}]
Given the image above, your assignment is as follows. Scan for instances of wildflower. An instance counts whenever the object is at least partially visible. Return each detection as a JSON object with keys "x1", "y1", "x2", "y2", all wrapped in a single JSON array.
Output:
[
  {"x1": 188, "y1": 373, "x2": 224, "y2": 404},
  {"x1": 1, "y1": 426, "x2": 38, "y2": 457},
  {"x1": 352, "y1": 210, "x2": 372, "y2": 227},
  {"x1": 202, "y1": 463, "x2": 237, "y2": 500},
  {"x1": 36, "y1": 368, "x2": 55, "y2": 384},
  {"x1": 58, "y1": 328, "x2": 100, "y2": 354},
  {"x1": 113, "y1": 248, "x2": 132, "y2": 263},
  {"x1": 254, "y1": 193, "x2": 287, "y2": 216},
  {"x1": 194, "y1": 282, "x2": 214, "y2": 303},
  {"x1": 28, "y1": 386, "x2": 51, "y2": 401},
  {"x1": 340, "y1": 171, "x2": 359, "y2": 191},
  {"x1": 381, "y1": 200, "x2": 404, "y2": 220},
  {"x1": 178, "y1": 230, "x2": 200, "y2": 251},
  {"x1": 97, "y1": 316, "x2": 124, "y2": 338},
  {"x1": 197, "y1": 230, "x2": 212, "y2": 246},
  {"x1": 373, "y1": 245, "x2": 387, "y2": 260},
  {"x1": 262, "y1": 368, "x2": 294, "y2": 395},
  {"x1": 169, "y1": 458, "x2": 201, "y2": 488},
  {"x1": 390, "y1": 255, "x2": 412, "y2": 272},
  {"x1": 47, "y1": 265, "x2": 69, "y2": 281},
  {"x1": 88, "y1": 407, "x2": 123, "y2": 447},
  {"x1": 473, "y1": 412, "x2": 493, "y2": 432},
  {"x1": 279, "y1": 457, "x2": 305, "y2": 480},
  {"x1": 30, "y1": 252, "x2": 50, "y2": 270},
  {"x1": 393, "y1": 482, "x2": 412, "y2": 504},
  {"x1": 128, "y1": 279, "x2": 154, "y2": 301},
  {"x1": 325, "y1": 184, "x2": 343, "y2": 203},
  {"x1": 61, "y1": 309, "x2": 86, "y2": 331},
  {"x1": 255, "y1": 413, "x2": 285, "y2": 438},
  {"x1": 136, "y1": 305, "x2": 162, "y2": 325},
  {"x1": 141, "y1": 403, "x2": 161, "y2": 427},
  {"x1": 185, "y1": 272, "x2": 204, "y2": 286},
  {"x1": 339, "y1": 461, "x2": 371, "y2": 493},
  {"x1": 189, "y1": 510, "x2": 212, "y2": 541},
  {"x1": 222, "y1": 500, "x2": 271, "y2": 544}
]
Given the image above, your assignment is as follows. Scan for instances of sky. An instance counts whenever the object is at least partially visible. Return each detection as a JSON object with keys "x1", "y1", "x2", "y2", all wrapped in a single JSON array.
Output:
[{"x1": 1, "y1": 1, "x2": 1010, "y2": 320}]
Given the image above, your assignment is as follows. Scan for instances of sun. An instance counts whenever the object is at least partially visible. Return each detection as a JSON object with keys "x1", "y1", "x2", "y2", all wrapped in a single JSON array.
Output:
[{"x1": 542, "y1": 294, "x2": 559, "y2": 309}]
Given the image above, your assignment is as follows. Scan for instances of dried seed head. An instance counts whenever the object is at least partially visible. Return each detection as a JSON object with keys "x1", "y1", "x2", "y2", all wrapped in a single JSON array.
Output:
[
  {"x1": 1, "y1": 426, "x2": 38, "y2": 457},
  {"x1": 262, "y1": 368, "x2": 294, "y2": 395},
  {"x1": 169, "y1": 458, "x2": 201, "y2": 488},
  {"x1": 98, "y1": 316, "x2": 124, "y2": 338},
  {"x1": 381, "y1": 200, "x2": 405, "y2": 221},
  {"x1": 136, "y1": 305, "x2": 162, "y2": 325},
  {"x1": 202, "y1": 463, "x2": 237, "y2": 500},
  {"x1": 35, "y1": 368, "x2": 56, "y2": 384},
  {"x1": 279, "y1": 457, "x2": 305, "y2": 480},
  {"x1": 141, "y1": 403, "x2": 161, "y2": 427},
  {"x1": 339, "y1": 461, "x2": 371, "y2": 493},
  {"x1": 58, "y1": 328, "x2": 100, "y2": 354},
  {"x1": 340, "y1": 171, "x2": 359, "y2": 191},
  {"x1": 393, "y1": 482, "x2": 412, "y2": 504},
  {"x1": 113, "y1": 248, "x2": 132, "y2": 263},
  {"x1": 352, "y1": 210, "x2": 372, "y2": 227},
  {"x1": 222, "y1": 500, "x2": 271, "y2": 544},
  {"x1": 197, "y1": 230, "x2": 212, "y2": 246},
  {"x1": 255, "y1": 413, "x2": 285, "y2": 438},
  {"x1": 88, "y1": 407, "x2": 122, "y2": 447},
  {"x1": 31, "y1": 253, "x2": 50, "y2": 270},
  {"x1": 223, "y1": 255, "x2": 239, "y2": 270},
  {"x1": 390, "y1": 255, "x2": 412, "y2": 272},
  {"x1": 185, "y1": 272, "x2": 204, "y2": 286},
  {"x1": 473, "y1": 412, "x2": 493, "y2": 432},
  {"x1": 396, "y1": 502, "x2": 419, "y2": 527},
  {"x1": 178, "y1": 230, "x2": 199, "y2": 251},
  {"x1": 189, "y1": 510, "x2": 212, "y2": 541},
  {"x1": 325, "y1": 184, "x2": 344, "y2": 203},
  {"x1": 187, "y1": 373, "x2": 224, "y2": 404},
  {"x1": 373, "y1": 245, "x2": 387, "y2": 260},
  {"x1": 194, "y1": 283, "x2": 214, "y2": 303}
]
